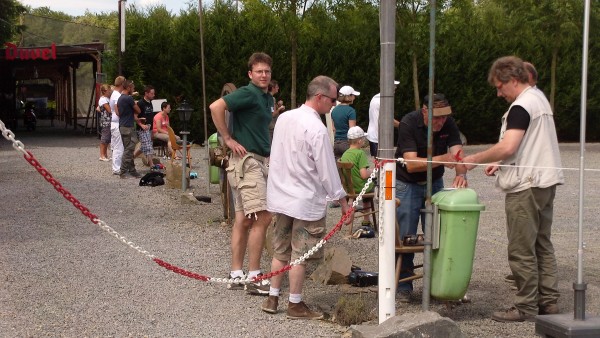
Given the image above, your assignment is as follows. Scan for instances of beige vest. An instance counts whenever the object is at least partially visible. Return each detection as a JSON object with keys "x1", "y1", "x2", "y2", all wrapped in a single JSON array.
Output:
[{"x1": 495, "y1": 87, "x2": 564, "y2": 193}]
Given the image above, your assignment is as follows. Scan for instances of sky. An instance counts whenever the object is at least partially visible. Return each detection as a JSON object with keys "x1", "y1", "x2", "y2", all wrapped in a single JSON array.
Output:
[{"x1": 18, "y1": 0, "x2": 201, "y2": 17}]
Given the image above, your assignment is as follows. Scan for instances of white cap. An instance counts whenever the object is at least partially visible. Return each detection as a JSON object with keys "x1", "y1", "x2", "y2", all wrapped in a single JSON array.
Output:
[
  {"x1": 394, "y1": 80, "x2": 400, "y2": 85},
  {"x1": 347, "y1": 126, "x2": 368, "y2": 140},
  {"x1": 339, "y1": 85, "x2": 360, "y2": 96}
]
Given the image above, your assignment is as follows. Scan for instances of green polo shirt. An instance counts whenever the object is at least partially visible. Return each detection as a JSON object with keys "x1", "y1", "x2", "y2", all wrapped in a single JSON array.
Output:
[{"x1": 223, "y1": 82, "x2": 273, "y2": 157}]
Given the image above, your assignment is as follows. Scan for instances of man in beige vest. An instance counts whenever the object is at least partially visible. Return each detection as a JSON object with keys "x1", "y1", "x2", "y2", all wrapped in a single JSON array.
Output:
[{"x1": 463, "y1": 56, "x2": 564, "y2": 322}]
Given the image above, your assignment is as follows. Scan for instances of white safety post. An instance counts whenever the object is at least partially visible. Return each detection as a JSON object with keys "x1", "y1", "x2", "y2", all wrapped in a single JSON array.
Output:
[{"x1": 378, "y1": 161, "x2": 396, "y2": 323}]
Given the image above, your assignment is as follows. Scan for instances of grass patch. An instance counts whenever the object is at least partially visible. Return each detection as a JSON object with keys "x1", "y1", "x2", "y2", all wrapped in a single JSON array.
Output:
[{"x1": 334, "y1": 294, "x2": 375, "y2": 326}]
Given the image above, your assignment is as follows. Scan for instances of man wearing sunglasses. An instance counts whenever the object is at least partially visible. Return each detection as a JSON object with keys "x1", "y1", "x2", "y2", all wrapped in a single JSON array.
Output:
[{"x1": 261, "y1": 76, "x2": 352, "y2": 319}]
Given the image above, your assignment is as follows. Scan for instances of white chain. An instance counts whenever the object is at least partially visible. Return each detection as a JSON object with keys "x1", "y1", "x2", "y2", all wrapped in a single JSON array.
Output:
[
  {"x1": 95, "y1": 219, "x2": 156, "y2": 259},
  {"x1": 0, "y1": 120, "x2": 28, "y2": 156}
]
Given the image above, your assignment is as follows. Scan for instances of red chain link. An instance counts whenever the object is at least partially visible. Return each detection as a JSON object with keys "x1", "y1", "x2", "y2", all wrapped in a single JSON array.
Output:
[
  {"x1": 153, "y1": 258, "x2": 210, "y2": 281},
  {"x1": 253, "y1": 205, "x2": 355, "y2": 282},
  {"x1": 24, "y1": 151, "x2": 99, "y2": 224}
]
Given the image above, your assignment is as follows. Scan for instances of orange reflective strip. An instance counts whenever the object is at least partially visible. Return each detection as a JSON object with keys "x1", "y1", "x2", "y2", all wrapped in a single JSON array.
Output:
[{"x1": 385, "y1": 170, "x2": 393, "y2": 200}]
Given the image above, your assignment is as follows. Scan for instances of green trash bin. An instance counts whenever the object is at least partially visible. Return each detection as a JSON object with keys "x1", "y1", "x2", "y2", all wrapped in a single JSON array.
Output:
[
  {"x1": 209, "y1": 133, "x2": 220, "y2": 184},
  {"x1": 430, "y1": 188, "x2": 485, "y2": 300}
]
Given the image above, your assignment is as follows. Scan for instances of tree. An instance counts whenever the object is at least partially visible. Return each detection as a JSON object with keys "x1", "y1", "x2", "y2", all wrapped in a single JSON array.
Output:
[{"x1": 0, "y1": 0, "x2": 26, "y2": 44}]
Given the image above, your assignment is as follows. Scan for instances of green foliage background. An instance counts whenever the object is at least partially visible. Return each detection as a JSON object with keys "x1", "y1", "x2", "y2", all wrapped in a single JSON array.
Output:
[{"x1": 7, "y1": 0, "x2": 600, "y2": 144}]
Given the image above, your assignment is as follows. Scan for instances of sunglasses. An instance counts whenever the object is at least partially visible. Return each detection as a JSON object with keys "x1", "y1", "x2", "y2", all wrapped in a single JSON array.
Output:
[{"x1": 320, "y1": 93, "x2": 337, "y2": 104}]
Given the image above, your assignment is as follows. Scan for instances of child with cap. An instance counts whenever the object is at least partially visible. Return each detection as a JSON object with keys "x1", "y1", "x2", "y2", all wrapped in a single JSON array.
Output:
[{"x1": 340, "y1": 126, "x2": 375, "y2": 228}]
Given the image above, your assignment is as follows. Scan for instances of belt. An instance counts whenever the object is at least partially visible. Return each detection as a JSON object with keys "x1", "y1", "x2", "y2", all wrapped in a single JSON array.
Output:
[
  {"x1": 416, "y1": 181, "x2": 427, "y2": 186},
  {"x1": 249, "y1": 152, "x2": 267, "y2": 163},
  {"x1": 235, "y1": 152, "x2": 268, "y2": 179}
]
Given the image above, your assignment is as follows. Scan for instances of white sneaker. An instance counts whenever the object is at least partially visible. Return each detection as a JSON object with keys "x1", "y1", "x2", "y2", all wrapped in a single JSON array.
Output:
[
  {"x1": 245, "y1": 273, "x2": 270, "y2": 295},
  {"x1": 226, "y1": 273, "x2": 246, "y2": 291}
]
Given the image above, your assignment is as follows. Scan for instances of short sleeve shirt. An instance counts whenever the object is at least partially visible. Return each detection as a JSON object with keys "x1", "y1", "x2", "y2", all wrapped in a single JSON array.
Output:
[
  {"x1": 340, "y1": 147, "x2": 374, "y2": 193},
  {"x1": 137, "y1": 98, "x2": 154, "y2": 129},
  {"x1": 117, "y1": 94, "x2": 136, "y2": 128},
  {"x1": 395, "y1": 110, "x2": 462, "y2": 182},
  {"x1": 331, "y1": 105, "x2": 357, "y2": 141},
  {"x1": 223, "y1": 82, "x2": 273, "y2": 157}
]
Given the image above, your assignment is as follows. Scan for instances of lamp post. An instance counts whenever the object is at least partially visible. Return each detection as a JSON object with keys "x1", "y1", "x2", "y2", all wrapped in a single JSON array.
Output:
[{"x1": 177, "y1": 100, "x2": 193, "y2": 192}]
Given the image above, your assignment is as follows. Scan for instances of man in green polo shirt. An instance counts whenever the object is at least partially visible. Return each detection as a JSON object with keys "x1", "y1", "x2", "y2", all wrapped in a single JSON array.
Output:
[{"x1": 210, "y1": 52, "x2": 275, "y2": 295}]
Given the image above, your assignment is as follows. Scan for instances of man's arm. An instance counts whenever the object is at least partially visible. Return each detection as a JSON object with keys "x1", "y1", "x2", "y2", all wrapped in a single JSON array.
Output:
[
  {"x1": 463, "y1": 129, "x2": 525, "y2": 170},
  {"x1": 403, "y1": 151, "x2": 456, "y2": 173},
  {"x1": 209, "y1": 98, "x2": 246, "y2": 157},
  {"x1": 449, "y1": 145, "x2": 467, "y2": 188}
]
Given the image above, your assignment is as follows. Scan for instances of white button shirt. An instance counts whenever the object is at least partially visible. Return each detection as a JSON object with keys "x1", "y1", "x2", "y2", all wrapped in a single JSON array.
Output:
[{"x1": 267, "y1": 104, "x2": 347, "y2": 221}]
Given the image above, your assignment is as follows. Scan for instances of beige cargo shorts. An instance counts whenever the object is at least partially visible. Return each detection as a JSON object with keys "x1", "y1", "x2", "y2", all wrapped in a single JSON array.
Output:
[{"x1": 225, "y1": 152, "x2": 268, "y2": 216}]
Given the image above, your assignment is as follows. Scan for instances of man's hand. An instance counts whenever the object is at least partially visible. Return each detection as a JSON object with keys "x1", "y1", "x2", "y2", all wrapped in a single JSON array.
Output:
[
  {"x1": 225, "y1": 138, "x2": 247, "y2": 157},
  {"x1": 440, "y1": 152, "x2": 457, "y2": 169},
  {"x1": 461, "y1": 155, "x2": 478, "y2": 170},
  {"x1": 484, "y1": 164, "x2": 499, "y2": 176},
  {"x1": 452, "y1": 175, "x2": 468, "y2": 188}
]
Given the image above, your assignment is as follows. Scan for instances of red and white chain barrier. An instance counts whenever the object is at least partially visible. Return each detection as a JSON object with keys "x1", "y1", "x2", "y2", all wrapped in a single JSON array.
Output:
[{"x1": 0, "y1": 119, "x2": 382, "y2": 285}]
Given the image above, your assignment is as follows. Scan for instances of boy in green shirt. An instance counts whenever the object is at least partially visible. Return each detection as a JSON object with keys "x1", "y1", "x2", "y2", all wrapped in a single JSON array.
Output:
[{"x1": 340, "y1": 126, "x2": 374, "y2": 227}]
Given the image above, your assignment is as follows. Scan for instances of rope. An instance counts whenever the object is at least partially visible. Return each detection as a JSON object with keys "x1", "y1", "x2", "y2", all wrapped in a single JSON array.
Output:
[{"x1": 385, "y1": 156, "x2": 600, "y2": 173}]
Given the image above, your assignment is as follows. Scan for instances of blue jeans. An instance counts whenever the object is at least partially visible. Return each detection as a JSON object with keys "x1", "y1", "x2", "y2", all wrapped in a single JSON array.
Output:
[{"x1": 395, "y1": 177, "x2": 443, "y2": 291}]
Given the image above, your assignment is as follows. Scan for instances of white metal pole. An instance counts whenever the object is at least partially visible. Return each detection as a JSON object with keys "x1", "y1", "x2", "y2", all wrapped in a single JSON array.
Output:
[
  {"x1": 379, "y1": 162, "x2": 397, "y2": 322},
  {"x1": 120, "y1": 0, "x2": 126, "y2": 53},
  {"x1": 378, "y1": 0, "x2": 396, "y2": 323}
]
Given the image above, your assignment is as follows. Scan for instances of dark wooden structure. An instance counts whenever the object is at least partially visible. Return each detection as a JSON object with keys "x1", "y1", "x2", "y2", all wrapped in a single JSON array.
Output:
[{"x1": 0, "y1": 42, "x2": 104, "y2": 130}]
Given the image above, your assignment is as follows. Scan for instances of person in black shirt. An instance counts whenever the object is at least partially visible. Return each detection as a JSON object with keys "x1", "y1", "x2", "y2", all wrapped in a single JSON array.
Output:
[
  {"x1": 116, "y1": 80, "x2": 142, "y2": 178},
  {"x1": 395, "y1": 93, "x2": 467, "y2": 302},
  {"x1": 134, "y1": 85, "x2": 156, "y2": 166}
]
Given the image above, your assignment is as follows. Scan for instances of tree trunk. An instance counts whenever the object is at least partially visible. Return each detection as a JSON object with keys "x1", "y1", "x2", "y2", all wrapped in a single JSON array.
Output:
[
  {"x1": 412, "y1": 52, "x2": 420, "y2": 110},
  {"x1": 550, "y1": 48, "x2": 557, "y2": 112},
  {"x1": 291, "y1": 30, "x2": 297, "y2": 109}
]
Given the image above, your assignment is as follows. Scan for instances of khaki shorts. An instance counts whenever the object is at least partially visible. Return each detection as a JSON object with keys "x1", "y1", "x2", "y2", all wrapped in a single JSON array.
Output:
[
  {"x1": 272, "y1": 213, "x2": 326, "y2": 264},
  {"x1": 225, "y1": 153, "x2": 268, "y2": 216}
]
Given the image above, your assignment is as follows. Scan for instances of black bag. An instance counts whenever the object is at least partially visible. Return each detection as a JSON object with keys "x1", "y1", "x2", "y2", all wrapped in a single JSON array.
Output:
[{"x1": 139, "y1": 172, "x2": 165, "y2": 187}]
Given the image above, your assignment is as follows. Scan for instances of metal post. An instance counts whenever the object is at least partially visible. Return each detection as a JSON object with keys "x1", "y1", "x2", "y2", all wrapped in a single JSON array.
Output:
[
  {"x1": 422, "y1": 0, "x2": 437, "y2": 312},
  {"x1": 181, "y1": 131, "x2": 189, "y2": 192},
  {"x1": 378, "y1": 0, "x2": 396, "y2": 323},
  {"x1": 574, "y1": 0, "x2": 591, "y2": 321},
  {"x1": 118, "y1": 0, "x2": 126, "y2": 75},
  {"x1": 199, "y1": 0, "x2": 209, "y2": 194}
]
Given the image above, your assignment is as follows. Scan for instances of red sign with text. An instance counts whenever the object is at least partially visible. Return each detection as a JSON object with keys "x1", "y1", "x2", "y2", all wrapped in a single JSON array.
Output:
[{"x1": 5, "y1": 43, "x2": 57, "y2": 61}]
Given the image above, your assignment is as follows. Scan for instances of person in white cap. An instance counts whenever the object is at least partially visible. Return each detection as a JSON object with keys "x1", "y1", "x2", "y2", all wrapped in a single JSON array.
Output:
[
  {"x1": 340, "y1": 126, "x2": 375, "y2": 228},
  {"x1": 366, "y1": 81, "x2": 400, "y2": 160},
  {"x1": 331, "y1": 85, "x2": 360, "y2": 159}
]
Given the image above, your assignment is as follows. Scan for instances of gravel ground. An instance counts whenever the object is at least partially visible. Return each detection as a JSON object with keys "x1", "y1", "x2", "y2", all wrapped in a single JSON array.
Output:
[{"x1": 1, "y1": 122, "x2": 599, "y2": 337}]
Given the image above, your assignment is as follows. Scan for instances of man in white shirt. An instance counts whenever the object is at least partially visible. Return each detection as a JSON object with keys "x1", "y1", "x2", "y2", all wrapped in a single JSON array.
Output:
[
  {"x1": 109, "y1": 76, "x2": 125, "y2": 175},
  {"x1": 366, "y1": 80, "x2": 400, "y2": 160},
  {"x1": 261, "y1": 75, "x2": 352, "y2": 320}
]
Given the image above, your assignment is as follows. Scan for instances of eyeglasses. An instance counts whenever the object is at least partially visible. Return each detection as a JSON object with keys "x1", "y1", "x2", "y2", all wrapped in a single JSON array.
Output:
[
  {"x1": 253, "y1": 69, "x2": 272, "y2": 75},
  {"x1": 319, "y1": 93, "x2": 337, "y2": 104}
]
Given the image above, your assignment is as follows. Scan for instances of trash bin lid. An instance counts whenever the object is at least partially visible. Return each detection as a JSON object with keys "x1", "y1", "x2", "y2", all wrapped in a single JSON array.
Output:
[{"x1": 432, "y1": 188, "x2": 485, "y2": 211}]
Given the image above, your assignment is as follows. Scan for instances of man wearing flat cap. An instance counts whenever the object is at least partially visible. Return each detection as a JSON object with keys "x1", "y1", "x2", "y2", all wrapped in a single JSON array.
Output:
[{"x1": 395, "y1": 93, "x2": 467, "y2": 302}]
